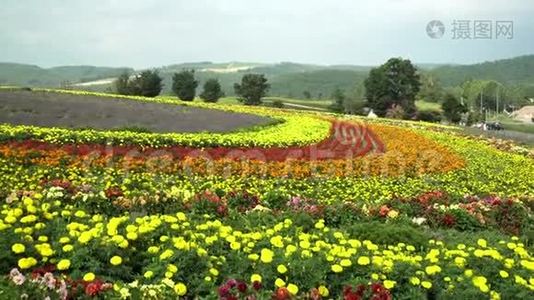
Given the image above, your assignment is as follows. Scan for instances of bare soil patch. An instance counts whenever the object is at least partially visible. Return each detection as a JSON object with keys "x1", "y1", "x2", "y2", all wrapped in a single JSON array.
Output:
[{"x1": 0, "y1": 90, "x2": 274, "y2": 133}]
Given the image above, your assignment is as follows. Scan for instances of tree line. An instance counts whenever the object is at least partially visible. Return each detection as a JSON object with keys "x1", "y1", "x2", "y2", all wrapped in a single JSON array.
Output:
[
  {"x1": 114, "y1": 70, "x2": 270, "y2": 105},
  {"x1": 114, "y1": 58, "x2": 527, "y2": 124}
]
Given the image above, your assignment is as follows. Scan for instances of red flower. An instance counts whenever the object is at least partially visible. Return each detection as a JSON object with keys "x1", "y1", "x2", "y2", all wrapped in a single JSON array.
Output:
[
  {"x1": 442, "y1": 213, "x2": 456, "y2": 227},
  {"x1": 85, "y1": 281, "x2": 104, "y2": 296},
  {"x1": 379, "y1": 205, "x2": 390, "y2": 217},
  {"x1": 105, "y1": 186, "x2": 124, "y2": 198},
  {"x1": 237, "y1": 281, "x2": 247, "y2": 293},
  {"x1": 274, "y1": 287, "x2": 291, "y2": 300}
]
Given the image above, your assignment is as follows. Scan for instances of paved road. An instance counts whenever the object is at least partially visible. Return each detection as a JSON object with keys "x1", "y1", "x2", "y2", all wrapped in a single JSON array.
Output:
[{"x1": 463, "y1": 127, "x2": 534, "y2": 146}]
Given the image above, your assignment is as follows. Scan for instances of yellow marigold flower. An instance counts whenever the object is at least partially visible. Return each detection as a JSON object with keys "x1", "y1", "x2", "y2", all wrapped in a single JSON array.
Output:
[
  {"x1": 250, "y1": 274, "x2": 262, "y2": 283},
  {"x1": 126, "y1": 232, "x2": 138, "y2": 240},
  {"x1": 331, "y1": 264, "x2": 343, "y2": 273},
  {"x1": 260, "y1": 248, "x2": 274, "y2": 263},
  {"x1": 277, "y1": 264, "x2": 288, "y2": 274},
  {"x1": 118, "y1": 240, "x2": 128, "y2": 248},
  {"x1": 499, "y1": 270, "x2": 509, "y2": 278},
  {"x1": 314, "y1": 221, "x2": 325, "y2": 229},
  {"x1": 248, "y1": 254, "x2": 259, "y2": 261},
  {"x1": 425, "y1": 265, "x2": 442, "y2": 275},
  {"x1": 357, "y1": 256, "x2": 370, "y2": 266},
  {"x1": 167, "y1": 264, "x2": 178, "y2": 273},
  {"x1": 299, "y1": 240, "x2": 311, "y2": 249},
  {"x1": 62, "y1": 244, "x2": 74, "y2": 252},
  {"x1": 160, "y1": 249, "x2": 174, "y2": 260},
  {"x1": 18, "y1": 257, "x2": 37, "y2": 269},
  {"x1": 520, "y1": 260, "x2": 534, "y2": 271},
  {"x1": 209, "y1": 268, "x2": 219, "y2": 276},
  {"x1": 387, "y1": 210, "x2": 399, "y2": 219},
  {"x1": 477, "y1": 239, "x2": 487, "y2": 248},
  {"x1": 74, "y1": 210, "x2": 86, "y2": 218},
  {"x1": 421, "y1": 281, "x2": 432, "y2": 289},
  {"x1": 59, "y1": 237, "x2": 70, "y2": 244},
  {"x1": 110, "y1": 256, "x2": 122, "y2": 266},
  {"x1": 410, "y1": 277, "x2": 420, "y2": 285},
  {"x1": 454, "y1": 257, "x2": 466, "y2": 267},
  {"x1": 318, "y1": 285, "x2": 329, "y2": 297},
  {"x1": 275, "y1": 278, "x2": 286, "y2": 288},
  {"x1": 383, "y1": 280, "x2": 396, "y2": 289},
  {"x1": 287, "y1": 283, "x2": 298, "y2": 295},
  {"x1": 340, "y1": 259, "x2": 352, "y2": 267},
  {"x1": 147, "y1": 246, "x2": 159, "y2": 254},
  {"x1": 174, "y1": 282, "x2": 187, "y2": 296},
  {"x1": 230, "y1": 242, "x2": 241, "y2": 250},
  {"x1": 83, "y1": 272, "x2": 95, "y2": 282},
  {"x1": 464, "y1": 269, "x2": 473, "y2": 277},
  {"x1": 144, "y1": 271, "x2": 154, "y2": 279},
  {"x1": 57, "y1": 259, "x2": 71, "y2": 270},
  {"x1": 11, "y1": 243, "x2": 25, "y2": 254}
]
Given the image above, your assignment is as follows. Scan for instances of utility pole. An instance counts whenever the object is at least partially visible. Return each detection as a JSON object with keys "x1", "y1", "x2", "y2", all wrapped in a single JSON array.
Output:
[
  {"x1": 480, "y1": 89, "x2": 483, "y2": 113},
  {"x1": 496, "y1": 86, "x2": 499, "y2": 116}
]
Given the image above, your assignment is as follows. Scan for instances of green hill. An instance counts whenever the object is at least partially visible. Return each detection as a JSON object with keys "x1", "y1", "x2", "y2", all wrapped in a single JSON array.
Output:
[
  {"x1": 2, "y1": 55, "x2": 534, "y2": 99},
  {"x1": 431, "y1": 55, "x2": 534, "y2": 86},
  {"x1": 0, "y1": 63, "x2": 133, "y2": 87}
]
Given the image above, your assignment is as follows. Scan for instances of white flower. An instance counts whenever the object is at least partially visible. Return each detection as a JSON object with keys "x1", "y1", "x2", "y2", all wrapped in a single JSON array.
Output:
[{"x1": 412, "y1": 217, "x2": 427, "y2": 225}]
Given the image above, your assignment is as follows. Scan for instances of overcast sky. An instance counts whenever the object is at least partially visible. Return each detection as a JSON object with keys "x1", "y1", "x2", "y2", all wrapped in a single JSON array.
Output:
[{"x1": 1, "y1": 0, "x2": 533, "y2": 68}]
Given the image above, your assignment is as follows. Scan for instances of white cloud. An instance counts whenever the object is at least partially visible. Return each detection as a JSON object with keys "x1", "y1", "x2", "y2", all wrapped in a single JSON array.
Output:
[{"x1": 0, "y1": 0, "x2": 533, "y2": 67}]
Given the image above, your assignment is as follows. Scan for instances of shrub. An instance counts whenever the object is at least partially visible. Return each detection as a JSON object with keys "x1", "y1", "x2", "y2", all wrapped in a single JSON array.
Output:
[
  {"x1": 199, "y1": 78, "x2": 224, "y2": 103},
  {"x1": 346, "y1": 221, "x2": 431, "y2": 249},
  {"x1": 234, "y1": 74, "x2": 270, "y2": 106},
  {"x1": 385, "y1": 104, "x2": 406, "y2": 119},
  {"x1": 271, "y1": 99, "x2": 284, "y2": 108},
  {"x1": 172, "y1": 70, "x2": 199, "y2": 101},
  {"x1": 416, "y1": 110, "x2": 442, "y2": 122}
]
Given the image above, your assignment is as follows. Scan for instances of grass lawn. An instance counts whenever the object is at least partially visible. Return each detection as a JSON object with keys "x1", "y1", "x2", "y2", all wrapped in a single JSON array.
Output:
[{"x1": 415, "y1": 100, "x2": 442, "y2": 111}]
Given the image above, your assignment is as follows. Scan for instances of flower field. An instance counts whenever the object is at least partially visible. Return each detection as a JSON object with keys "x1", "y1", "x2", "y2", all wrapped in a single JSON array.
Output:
[{"x1": 0, "y1": 89, "x2": 533, "y2": 299}]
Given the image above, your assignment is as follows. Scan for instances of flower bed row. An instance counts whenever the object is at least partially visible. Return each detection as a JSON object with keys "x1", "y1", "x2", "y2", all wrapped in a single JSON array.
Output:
[
  {"x1": 0, "y1": 121, "x2": 384, "y2": 162},
  {"x1": 0, "y1": 122, "x2": 465, "y2": 180},
  {"x1": 0, "y1": 131, "x2": 530, "y2": 207},
  {"x1": 1, "y1": 189, "x2": 533, "y2": 299},
  {"x1": 0, "y1": 88, "x2": 331, "y2": 148}
]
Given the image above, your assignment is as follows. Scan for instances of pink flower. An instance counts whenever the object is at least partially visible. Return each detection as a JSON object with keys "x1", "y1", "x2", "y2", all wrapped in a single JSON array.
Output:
[{"x1": 12, "y1": 274, "x2": 26, "y2": 285}]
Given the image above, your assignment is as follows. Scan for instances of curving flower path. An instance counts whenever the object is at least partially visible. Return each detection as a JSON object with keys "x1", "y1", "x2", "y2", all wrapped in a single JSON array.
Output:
[{"x1": 1, "y1": 121, "x2": 385, "y2": 162}]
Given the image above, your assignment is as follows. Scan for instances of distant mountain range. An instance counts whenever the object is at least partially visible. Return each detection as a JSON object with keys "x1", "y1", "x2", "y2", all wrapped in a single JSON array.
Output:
[{"x1": 1, "y1": 55, "x2": 533, "y2": 99}]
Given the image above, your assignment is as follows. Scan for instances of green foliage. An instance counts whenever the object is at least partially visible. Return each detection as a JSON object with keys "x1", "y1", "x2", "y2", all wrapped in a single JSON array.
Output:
[
  {"x1": 114, "y1": 72, "x2": 130, "y2": 95},
  {"x1": 329, "y1": 88, "x2": 346, "y2": 113},
  {"x1": 346, "y1": 221, "x2": 431, "y2": 249},
  {"x1": 115, "y1": 70, "x2": 163, "y2": 97},
  {"x1": 364, "y1": 58, "x2": 421, "y2": 117},
  {"x1": 442, "y1": 93, "x2": 467, "y2": 123},
  {"x1": 416, "y1": 73, "x2": 444, "y2": 103},
  {"x1": 432, "y1": 55, "x2": 534, "y2": 86},
  {"x1": 416, "y1": 110, "x2": 442, "y2": 123},
  {"x1": 199, "y1": 78, "x2": 224, "y2": 103},
  {"x1": 270, "y1": 99, "x2": 284, "y2": 108},
  {"x1": 385, "y1": 104, "x2": 406, "y2": 119},
  {"x1": 172, "y1": 69, "x2": 199, "y2": 101},
  {"x1": 0, "y1": 62, "x2": 133, "y2": 87},
  {"x1": 234, "y1": 74, "x2": 270, "y2": 106}
]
